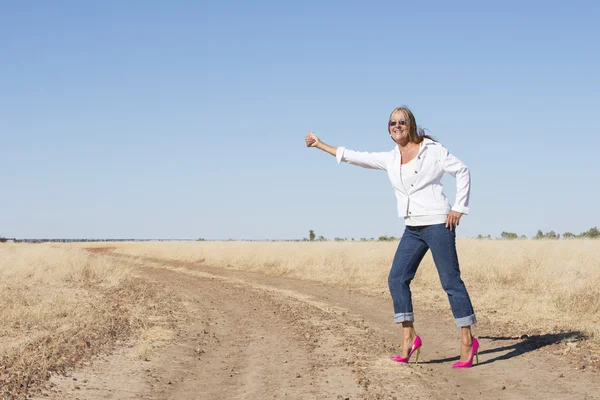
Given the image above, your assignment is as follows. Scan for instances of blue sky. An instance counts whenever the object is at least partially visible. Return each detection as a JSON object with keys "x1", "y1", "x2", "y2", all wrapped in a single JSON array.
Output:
[{"x1": 1, "y1": 1, "x2": 598, "y2": 240}]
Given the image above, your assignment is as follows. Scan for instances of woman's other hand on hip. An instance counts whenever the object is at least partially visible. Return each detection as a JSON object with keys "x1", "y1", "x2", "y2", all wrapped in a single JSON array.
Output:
[{"x1": 446, "y1": 211, "x2": 463, "y2": 230}]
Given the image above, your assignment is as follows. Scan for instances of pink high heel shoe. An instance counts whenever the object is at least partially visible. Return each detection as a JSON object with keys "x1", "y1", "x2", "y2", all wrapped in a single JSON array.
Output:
[
  {"x1": 452, "y1": 337, "x2": 479, "y2": 368},
  {"x1": 390, "y1": 335, "x2": 422, "y2": 364}
]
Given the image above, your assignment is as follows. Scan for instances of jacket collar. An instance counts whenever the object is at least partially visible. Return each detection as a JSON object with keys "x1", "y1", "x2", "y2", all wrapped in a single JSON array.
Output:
[
  {"x1": 393, "y1": 138, "x2": 436, "y2": 155},
  {"x1": 418, "y1": 138, "x2": 436, "y2": 155}
]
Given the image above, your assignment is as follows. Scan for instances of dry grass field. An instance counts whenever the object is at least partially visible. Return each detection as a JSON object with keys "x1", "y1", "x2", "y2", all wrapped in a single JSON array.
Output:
[
  {"x1": 0, "y1": 244, "x2": 179, "y2": 399},
  {"x1": 107, "y1": 239, "x2": 600, "y2": 339},
  {"x1": 2, "y1": 240, "x2": 599, "y2": 399}
]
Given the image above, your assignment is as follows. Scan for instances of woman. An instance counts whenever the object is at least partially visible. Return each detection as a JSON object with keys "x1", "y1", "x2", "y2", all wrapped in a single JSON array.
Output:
[{"x1": 304, "y1": 106, "x2": 479, "y2": 368}]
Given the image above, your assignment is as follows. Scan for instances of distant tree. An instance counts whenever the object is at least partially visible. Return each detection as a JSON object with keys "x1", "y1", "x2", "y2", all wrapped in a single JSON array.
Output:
[
  {"x1": 378, "y1": 235, "x2": 398, "y2": 242},
  {"x1": 334, "y1": 237, "x2": 345, "y2": 241},
  {"x1": 197, "y1": 238, "x2": 206, "y2": 241},
  {"x1": 360, "y1": 238, "x2": 368, "y2": 241},
  {"x1": 309, "y1": 230, "x2": 316, "y2": 241},
  {"x1": 501, "y1": 231, "x2": 519, "y2": 240},
  {"x1": 534, "y1": 230, "x2": 544, "y2": 240},
  {"x1": 520, "y1": 235, "x2": 528, "y2": 239},
  {"x1": 563, "y1": 232, "x2": 576, "y2": 239},
  {"x1": 580, "y1": 227, "x2": 600, "y2": 238},
  {"x1": 317, "y1": 235, "x2": 327, "y2": 241},
  {"x1": 544, "y1": 230, "x2": 559, "y2": 239}
]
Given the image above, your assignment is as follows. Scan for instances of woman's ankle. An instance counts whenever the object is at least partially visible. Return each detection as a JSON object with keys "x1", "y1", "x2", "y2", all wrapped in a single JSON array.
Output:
[{"x1": 460, "y1": 327, "x2": 473, "y2": 345}]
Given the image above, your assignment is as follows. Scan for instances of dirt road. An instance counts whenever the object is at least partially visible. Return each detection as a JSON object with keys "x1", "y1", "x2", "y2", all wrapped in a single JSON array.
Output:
[{"x1": 40, "y1": 252, "x2": 599, "y2": 400}]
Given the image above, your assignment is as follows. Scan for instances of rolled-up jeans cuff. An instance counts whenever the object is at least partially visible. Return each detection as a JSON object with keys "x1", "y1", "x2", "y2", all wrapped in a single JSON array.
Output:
[
  {"x1": 394, "y1": 312, "x2": 414, "y2": 323},
  {"x1": 455, "y1": 313, "x2": 476, "y2": 327}
]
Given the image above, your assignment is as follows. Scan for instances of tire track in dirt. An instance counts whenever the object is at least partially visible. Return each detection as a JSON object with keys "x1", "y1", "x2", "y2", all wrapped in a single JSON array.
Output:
[
  {"x1": 40, "y1": 251, "x2": 600, "y2": 400},
  {"x1": 129, "y1": 256, "x2": 435, "y2": 400}
]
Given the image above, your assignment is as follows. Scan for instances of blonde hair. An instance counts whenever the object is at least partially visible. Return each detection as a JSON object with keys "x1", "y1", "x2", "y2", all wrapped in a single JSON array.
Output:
[{"x1": 388, "y1": 106, "x2": 435, "y2": 143}]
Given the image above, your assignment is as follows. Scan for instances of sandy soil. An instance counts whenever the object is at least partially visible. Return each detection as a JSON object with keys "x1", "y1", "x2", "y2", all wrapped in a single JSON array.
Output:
[{"x1": 37, "y1": 251, "x2": 599, "y2": 400}]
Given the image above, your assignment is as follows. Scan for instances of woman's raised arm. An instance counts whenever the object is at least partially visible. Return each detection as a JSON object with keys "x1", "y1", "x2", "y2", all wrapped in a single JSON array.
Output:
[{"x1": 305, "y1": 131, "x2": 390, "y2": 171}]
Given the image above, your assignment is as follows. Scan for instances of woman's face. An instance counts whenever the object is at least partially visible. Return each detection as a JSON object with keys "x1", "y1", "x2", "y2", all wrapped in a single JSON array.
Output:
[{"x1": 389, "y1": 110, "x2": 410, "y2": 143}]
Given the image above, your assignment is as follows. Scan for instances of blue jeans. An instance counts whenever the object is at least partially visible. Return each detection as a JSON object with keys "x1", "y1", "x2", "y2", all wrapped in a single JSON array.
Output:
[{"x1": 388, "y1": 223, "x2": 476, "y2": 327}]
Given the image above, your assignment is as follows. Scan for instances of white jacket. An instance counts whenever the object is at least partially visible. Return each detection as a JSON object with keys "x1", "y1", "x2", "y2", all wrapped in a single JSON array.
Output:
[{"x1": 336, "y1": 139, "x2": 470, "y2": 217}]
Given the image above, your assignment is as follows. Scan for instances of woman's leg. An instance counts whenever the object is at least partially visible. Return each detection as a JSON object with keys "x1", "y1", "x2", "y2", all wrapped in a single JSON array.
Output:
[
  {"x1": 388, "y1": 226, "x2": 429, "y2": 356},
  {"x1": 459, "y1": 326, "x2": 474, "y2": 362},
  {"x1": 421, "y1": 223, "x2": 476, "y2": 362},
  {"x1": 401, "y1": 322, "x2": 417, "y2": 357}
]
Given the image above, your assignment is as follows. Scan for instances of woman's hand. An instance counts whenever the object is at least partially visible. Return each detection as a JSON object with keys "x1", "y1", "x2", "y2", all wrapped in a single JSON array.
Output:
[
  {"x1": 305, "y1": 131, "x2": 321, "y2": 148},
  {"x1": 304, "y1": 132, "x2": 338, "y2": 156},
  {"x1": 446, "y1": 211, "x2": 463, "y2": 230}
]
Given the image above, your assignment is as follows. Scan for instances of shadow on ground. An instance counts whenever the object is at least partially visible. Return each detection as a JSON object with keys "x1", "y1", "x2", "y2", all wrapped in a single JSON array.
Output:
[{"x1": 421, "y1": 331, "x2": 587, "y2": 366}]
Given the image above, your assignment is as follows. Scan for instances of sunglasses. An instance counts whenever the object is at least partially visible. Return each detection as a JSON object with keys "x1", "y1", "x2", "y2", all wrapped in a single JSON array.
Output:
[{"x1": 389, "y1": 120, "x2": 407, "y2": 127}]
